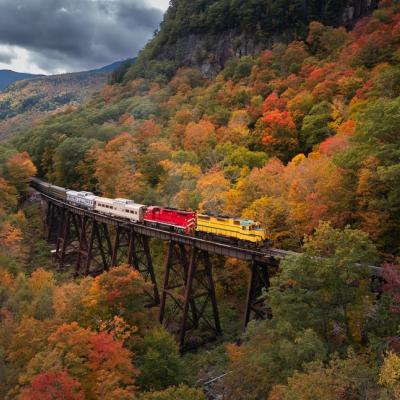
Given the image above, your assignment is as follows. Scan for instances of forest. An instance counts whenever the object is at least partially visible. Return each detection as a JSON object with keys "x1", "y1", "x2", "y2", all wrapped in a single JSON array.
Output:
[
  {"x1": 0, "y1": 0, "x2": 400, "y2": 398},
  {"x1": 0, "y1": 70, "x2": 110, "y2": 143}
]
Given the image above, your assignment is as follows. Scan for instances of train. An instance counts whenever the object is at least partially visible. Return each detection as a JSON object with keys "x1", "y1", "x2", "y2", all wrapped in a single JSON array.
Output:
[{"x1": 31, "y1": 177, "x2": 268, "y2": 248}]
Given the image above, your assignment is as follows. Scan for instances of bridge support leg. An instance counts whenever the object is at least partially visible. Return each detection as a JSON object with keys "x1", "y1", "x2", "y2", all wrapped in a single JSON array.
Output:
[
  {"x1": 129, "y1": 233, "x2": 160, "y2": 305},
  {"x1": 159, "y1": 242, "x2": 221, "y2": 351},
  {"x1": 76, "y1": 220, "x2": 113, "y2": 276},
  {"x1": 46, "y1": 201, "x2": 62, "y2": 243},
  {"x1": 55, "y1": 208, "x2": 69, "y2": 269},
  {"x1": 111, "y1": 227, "x2": 159, "y2": 305},
  {"x1": 44, "y1": 200, "x2": 52, "y2": 240},
  {"x1": 54, "y1": 210, "x2": 80, "y2": 270},
  {"x1": 244, "y1": 259, "x2": 270, "y2": 327}
]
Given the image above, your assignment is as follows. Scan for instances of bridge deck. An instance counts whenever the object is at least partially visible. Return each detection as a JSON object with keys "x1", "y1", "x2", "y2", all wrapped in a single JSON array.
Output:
[
  {"x1": 39, "y1": 192, "x2": 285, "y2": 265},
  {"x1": 37, "y1": 190, "x2": 381, "y2": 276}
]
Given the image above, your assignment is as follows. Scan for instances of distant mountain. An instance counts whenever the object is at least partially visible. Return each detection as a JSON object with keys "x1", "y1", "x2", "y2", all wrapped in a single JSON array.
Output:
[
  {"x1": 0, "y1": 70, "x2": 44, "y2": 91},
  {"x1": 0, "y1": 58, "x2": 135, "y2": 142},
  {"x1": 91, "y1": 58, "x2": 136, "y2": 73},
  {"x1": 0, "y1": 59, "x2": 135, "y2": 93}
]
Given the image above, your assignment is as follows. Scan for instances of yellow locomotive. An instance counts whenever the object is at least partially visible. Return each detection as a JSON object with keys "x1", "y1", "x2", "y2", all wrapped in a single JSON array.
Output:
[{"x1": 196, "y1": 214, "x2": 268, "y2": 247}]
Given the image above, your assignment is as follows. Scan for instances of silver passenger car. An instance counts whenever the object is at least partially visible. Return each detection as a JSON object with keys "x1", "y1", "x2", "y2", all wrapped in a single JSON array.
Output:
[{"x1": 66, "y1": 190, "x2": 97, "y2": 210}]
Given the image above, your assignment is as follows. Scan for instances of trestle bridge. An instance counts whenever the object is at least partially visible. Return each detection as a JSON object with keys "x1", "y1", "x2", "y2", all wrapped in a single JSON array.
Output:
[{"x1": 33, "y1": 188, "x2": 379, "y2": 350}]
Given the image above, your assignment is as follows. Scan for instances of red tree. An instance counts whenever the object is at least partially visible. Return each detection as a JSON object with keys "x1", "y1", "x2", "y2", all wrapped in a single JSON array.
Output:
[{"x1": 19, "y1": 371, "x2": 84, "y2": 400}]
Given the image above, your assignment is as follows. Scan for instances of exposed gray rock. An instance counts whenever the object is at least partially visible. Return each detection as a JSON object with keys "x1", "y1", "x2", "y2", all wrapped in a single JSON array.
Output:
[{"x1": 154, "y1": 0, "x2": 379, "y2": 78}]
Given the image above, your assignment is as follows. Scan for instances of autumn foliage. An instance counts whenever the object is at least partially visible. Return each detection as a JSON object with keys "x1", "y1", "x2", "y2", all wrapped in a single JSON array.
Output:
[
  {"x1": 3, "y1": 1, "x2": 400, "y2": 399},
  {"x1": 19, "y1": 371, "x2": 84, "y2": 400}
]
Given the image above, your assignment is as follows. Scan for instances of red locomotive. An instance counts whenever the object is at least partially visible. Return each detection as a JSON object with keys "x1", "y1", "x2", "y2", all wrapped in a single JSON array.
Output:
[{"x1": 143, "y1": 206, "x2": 196, "y2": 234}]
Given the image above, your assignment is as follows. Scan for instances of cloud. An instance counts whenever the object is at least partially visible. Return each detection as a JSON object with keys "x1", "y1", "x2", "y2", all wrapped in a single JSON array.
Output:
[
  {"x1": 0, "y1": 0, "x2": 163, "y2": 73},
  {"x1": 0, "y1": 47, "x2": 16, "y2": 64}
]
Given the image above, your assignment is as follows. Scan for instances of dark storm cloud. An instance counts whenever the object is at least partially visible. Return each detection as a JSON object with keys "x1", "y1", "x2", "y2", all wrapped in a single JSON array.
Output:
[{"x1": 0, "y1": 0, "x2": 163, "y2": 72}]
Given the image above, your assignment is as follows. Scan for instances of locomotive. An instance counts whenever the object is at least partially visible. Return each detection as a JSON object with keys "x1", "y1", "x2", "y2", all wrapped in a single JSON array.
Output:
[{"x1": 31, "y1": 178, "x2": 268, "y2": 248}]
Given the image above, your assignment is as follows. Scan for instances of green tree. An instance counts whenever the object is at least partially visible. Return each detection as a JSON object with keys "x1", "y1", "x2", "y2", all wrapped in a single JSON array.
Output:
[
  {"x1": 225, "y1": 222, "x2": 377, "y2": 399},
  {"x1": 136, "y1": 329, "x2": 188, "y2": 392},
  {"x1": 141, "y1": 384, "x2": 205, "y2": 400},
  {"x1": 268, "y1": 222, "x2": 376, "y2": 346},
  {"x1": 52, "y1": 137, "x2": 96, "y2": 188},
  {"x1": 301, "y1": 101, "x2": 333, "y2": 151},
  {"x1": 269, "y1": 351, "x2": 379, "y2": 400}
]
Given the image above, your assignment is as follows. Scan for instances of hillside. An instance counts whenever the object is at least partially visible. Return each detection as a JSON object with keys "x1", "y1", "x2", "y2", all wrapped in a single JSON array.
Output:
[
  {"x1": 14, "y1": 0, "x2": 400, "y2": 255},
  {"x1": 3, "y1": 0, "x2": 400, "y2": 399},
  {"x1": 0, "y1": 70, "x2": 43, "y2": 91},
  {"x1": 0, "y1": 59, "x2": 135, "y2": 142},
  {"x1": 127, "y1": 0, "x2": 379, "y2": 78}
]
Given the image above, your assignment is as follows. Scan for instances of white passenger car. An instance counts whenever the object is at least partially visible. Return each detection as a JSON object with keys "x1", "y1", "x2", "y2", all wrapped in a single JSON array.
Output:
[
  {"x1": 94, "y1": 197, "x2": 146, "y2": 222},
  {"x1": 66, "y1": 190, "x2": 97, "y2": 210}
]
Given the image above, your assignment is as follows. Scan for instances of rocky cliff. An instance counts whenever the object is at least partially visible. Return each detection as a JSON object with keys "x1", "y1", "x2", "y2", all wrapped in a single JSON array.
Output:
[{"x1": 129, "y1": 0, "x2": 379, "y2": 79}]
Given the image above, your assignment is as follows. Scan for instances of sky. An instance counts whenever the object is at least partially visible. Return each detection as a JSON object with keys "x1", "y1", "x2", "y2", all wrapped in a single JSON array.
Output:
[{"x1": 0, "y1": 0, "x2": 170, "y2": 75}]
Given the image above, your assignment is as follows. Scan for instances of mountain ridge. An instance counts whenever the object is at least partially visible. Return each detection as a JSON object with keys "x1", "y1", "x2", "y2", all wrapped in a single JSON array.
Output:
[
  {"x1": 0, "y1": 58, "x2": 135, "y2": 142},
  {"x1": 0, "y1": 58, "x2": 135, "y2": 92},
  {"x1": 0, "y1": 70, "x2": 44, "y2": 91}
]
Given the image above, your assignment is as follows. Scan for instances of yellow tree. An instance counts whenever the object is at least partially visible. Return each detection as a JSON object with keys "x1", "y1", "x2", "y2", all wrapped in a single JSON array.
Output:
[
  {"x1": 197, "y1": 168, "x2": 230, "y2": 214},
  {"x1": 183, "y1": 119, "x2": 216, "y2": 153},
  {"x1": 379, "y1": 352, "x2": 400, "y2": 399},
  {"x1": 286, "y1": 153, "x2": 352, "y2": 236},
  {"x1": 243, "y1": 196, "x2": 291, "y2": 247},
  {"x1": 6, "y1": 152, "x2": 36, "y2": 195},
  {"x1": 92, "y1": 133, "x2": 146, "y2": 199}
]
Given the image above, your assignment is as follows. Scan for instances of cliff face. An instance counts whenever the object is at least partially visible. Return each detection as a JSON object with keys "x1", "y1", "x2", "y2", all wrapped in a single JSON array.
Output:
[
  {"x1": 130, "y1": 0, "x2": 379, "y2": 79},
  {"x1": 153, "y1": 29, "x2": 269, "y2": 77},
  {"x1": 341, "y1": 0, "x2": 379, "y2": 24}
]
